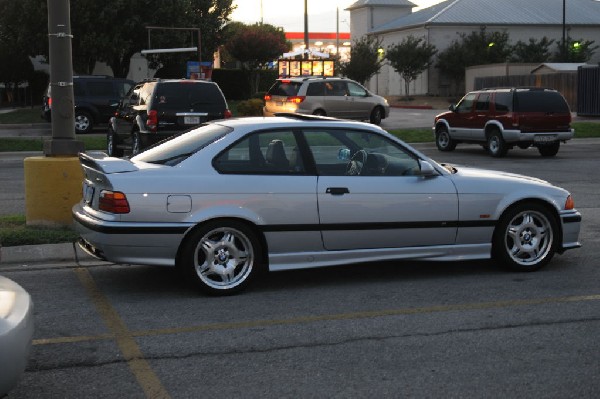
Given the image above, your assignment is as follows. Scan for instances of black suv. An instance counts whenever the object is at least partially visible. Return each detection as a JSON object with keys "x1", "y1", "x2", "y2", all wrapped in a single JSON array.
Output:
[
  {"x1": 42, "y1": 75, "x2": 135, "y2": 134},
  {"x1": 108, "y1": 79, "x2": 232, "y2": 156},
  {"x1": 433, "y1": 87, "x2": 574, "y2": 157}
]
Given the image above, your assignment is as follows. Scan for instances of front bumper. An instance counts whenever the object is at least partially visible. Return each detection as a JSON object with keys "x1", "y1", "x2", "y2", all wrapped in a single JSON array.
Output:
[{"x1": 559, "y1": 209, "x2": 582, "y2": 253}]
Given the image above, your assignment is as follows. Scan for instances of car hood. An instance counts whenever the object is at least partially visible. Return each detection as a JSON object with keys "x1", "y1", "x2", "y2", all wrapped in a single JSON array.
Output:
[{"x1": 447, "y1": 164, "x2": 562, "y2": 193}]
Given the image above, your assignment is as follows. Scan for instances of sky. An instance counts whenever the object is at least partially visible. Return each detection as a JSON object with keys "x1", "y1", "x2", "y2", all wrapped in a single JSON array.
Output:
[{"x1": 230, "y1": 0, "x2": 444, "y2": 32}]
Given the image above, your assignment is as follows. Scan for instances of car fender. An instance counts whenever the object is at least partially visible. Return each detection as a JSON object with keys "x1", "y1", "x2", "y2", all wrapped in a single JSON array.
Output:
[
  {"x1": 484, "y1": 120, "x2": 505, "y2": 136},
  {"x1": 491, "y1": 191, "x2": 564, "y2": 222},
  {"x1": 434, "y1": 118, "x2": 451, "y2": 133}
]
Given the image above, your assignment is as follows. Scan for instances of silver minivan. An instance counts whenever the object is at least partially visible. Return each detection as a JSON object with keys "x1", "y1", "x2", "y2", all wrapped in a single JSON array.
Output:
[{"x1": 263, "y1": 77, "x2": 390, "y2": 125}]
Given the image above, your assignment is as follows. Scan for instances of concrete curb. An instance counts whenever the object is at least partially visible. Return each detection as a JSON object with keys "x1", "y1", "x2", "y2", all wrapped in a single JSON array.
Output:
[{"x1": 0, "y1": 242, "x2": 95, "y2": 268}]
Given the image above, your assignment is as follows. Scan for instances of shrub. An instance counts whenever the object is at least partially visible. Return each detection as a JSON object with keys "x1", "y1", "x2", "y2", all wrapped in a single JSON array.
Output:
[{"x1": 236, "y1": 98, "x2": 264, "y2": 116}]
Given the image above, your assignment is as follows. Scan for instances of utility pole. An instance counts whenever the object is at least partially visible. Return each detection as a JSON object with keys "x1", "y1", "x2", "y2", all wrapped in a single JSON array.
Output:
[
  {"x1": 45, "y1": 0, "x2": 83, "y2": 156},
  {"x1": 24, "y1": 0, "x2": 84, "y2": 226},
  {"x1": 304, "y1": 0, "x2": 309, "y2": 59}
]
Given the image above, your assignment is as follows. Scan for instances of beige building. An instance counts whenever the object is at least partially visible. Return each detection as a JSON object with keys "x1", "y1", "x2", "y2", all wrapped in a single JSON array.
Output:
[{"x1": 346, "y1": 0, "x2": 600, "y2": 96}]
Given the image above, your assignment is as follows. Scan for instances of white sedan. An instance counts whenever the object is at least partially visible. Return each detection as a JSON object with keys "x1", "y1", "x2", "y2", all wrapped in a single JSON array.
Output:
[
  {"x1": 73, "y1": 115, "x2": 582, "y2": 295},
  {"x1": 0, "y1": 275, "x2": 34, "y2": 395}
]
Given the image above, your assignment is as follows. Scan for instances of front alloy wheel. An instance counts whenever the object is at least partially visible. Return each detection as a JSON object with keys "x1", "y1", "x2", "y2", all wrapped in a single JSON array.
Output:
[
  {"x1": 493, "y1": 203, "x2": 557, "y2": 271},
  {"x1": 435, "y1": 126, "x2": 456, "y2": 151},
  {"x1": 181, "y1": 221, "x2": 262, "y2": 295}
]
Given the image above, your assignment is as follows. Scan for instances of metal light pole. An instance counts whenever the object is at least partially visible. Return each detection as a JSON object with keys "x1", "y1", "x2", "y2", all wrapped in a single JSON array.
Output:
[
  {"x1": 562, "y1": 0, "x2": 566, "y2": 60},
  {"x1": 304, "y1": 0, "x2": 309, "y2": 58}
]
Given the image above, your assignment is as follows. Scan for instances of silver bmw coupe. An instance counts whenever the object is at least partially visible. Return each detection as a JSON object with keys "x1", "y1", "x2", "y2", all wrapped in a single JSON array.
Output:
[{"x1": 73, "y1": 115, "x2": 581, "y2": 295}]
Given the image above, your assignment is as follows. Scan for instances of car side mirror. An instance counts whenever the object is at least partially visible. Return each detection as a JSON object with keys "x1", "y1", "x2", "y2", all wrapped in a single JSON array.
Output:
[
  {"x1": 449, "y1": 104, "x2": 457, "y2": 112},
  {"x1": 418, "y1": 160, "x2": 436, "y2": 177}
]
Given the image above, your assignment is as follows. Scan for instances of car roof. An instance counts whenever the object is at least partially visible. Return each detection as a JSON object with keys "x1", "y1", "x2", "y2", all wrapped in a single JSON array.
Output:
[
  {"x1": 277, "y1": 76, "x2": 350, "y2": 83},
  {"x1": 214, "y1": 114, "x2": 383, "y2": 131}
]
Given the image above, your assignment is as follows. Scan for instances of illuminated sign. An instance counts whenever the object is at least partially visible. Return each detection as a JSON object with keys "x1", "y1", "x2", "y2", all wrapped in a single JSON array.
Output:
[{"x1": 278, "y1": 60, "x2": 334, "y2": 77}]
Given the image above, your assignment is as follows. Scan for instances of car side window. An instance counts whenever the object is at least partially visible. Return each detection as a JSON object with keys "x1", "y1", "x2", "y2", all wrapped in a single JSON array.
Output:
[
  {"x1": 306, "y1": 82, "x2": 325, "y2": 96},
  {"x1": 456, "y1": 93, "x2": 476, "y2": 113},
  {"x1": 347, "y1": 82, "x2": 367, "y2": 97},
  {"x1": 214, "y1": 130, "x2": 305, "y2": 175},
  {"x1": 494, "y1": 92, "x2": 512, "y2": 112},
  {"x1": 325, "y1": 81, "x2": 348, "y2": 96},
  {"x1": 86, "y1": 81, "x2": 115, "y2": 97},
  {"x1": 303, "y1": 129, "x2": 420, "y2": 177},
  {"x1": 475, "y1": 93, "x2": 490, "y2": 111}
]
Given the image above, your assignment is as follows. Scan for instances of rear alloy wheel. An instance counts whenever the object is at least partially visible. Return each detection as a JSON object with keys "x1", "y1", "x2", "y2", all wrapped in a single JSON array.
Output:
[
  {"x1": 486, "y1": 129, "x2": 508, "y2": 157},
  {"x1": 75, "y1": 111, "x2": 93, "y2": 134},
  {"x1": 369, "y1": 107, "x2": 383, "y2": 125},
  {"x1": 538, "y1": 142, "x2": 560, "y2": 157},
  {"x1": 493, "y1": 203, "x2": 558, "y2": 272},
  {"x1": 435, "y1": 126, "x2": 456, "y2": 151},
  {"x1": 107, "y1": 129, "x2": 123, "y2": 157},
  {"x1": 181, "y1": 221, "x2": 262, "y2": 295},
  {"x1": 131, "y1": 132, "x2": 141, "y2": 156}
]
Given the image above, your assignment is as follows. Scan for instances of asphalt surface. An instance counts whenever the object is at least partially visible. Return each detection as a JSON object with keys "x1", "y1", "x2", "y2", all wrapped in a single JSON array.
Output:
[{"x1": 1, "y1": 111, "x2": 599, "y2": 398}]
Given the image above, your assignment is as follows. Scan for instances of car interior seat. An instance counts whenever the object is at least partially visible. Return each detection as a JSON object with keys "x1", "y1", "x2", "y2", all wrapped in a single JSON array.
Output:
[{"x1": 266, "y1": 139, "x2": 289, "y2": 170}]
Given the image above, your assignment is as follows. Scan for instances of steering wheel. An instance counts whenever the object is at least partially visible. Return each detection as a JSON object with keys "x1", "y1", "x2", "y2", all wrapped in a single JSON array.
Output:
[{"x1": 345, "y1": 150, "x2": 367, "y2": 176}]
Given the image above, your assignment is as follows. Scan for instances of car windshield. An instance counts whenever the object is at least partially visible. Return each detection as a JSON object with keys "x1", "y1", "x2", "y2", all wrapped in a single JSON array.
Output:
[{"x1": 132, "y1": 123, "x2": 232, "y2": 166}]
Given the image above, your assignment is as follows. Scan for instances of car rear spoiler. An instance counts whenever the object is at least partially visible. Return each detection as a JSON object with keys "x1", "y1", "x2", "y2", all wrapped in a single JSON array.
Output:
[{"x1": 79, "y1": 152, "x2": 139, "y2": 174}]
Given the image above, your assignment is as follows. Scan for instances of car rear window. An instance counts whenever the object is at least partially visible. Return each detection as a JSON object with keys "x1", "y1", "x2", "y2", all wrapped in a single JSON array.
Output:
[
  {"x1": 515, "y1": 91, "x2": 570, "y2": 113},
  {"x1": 132, "y1": 123, "x2": 232, "y2": 166},
  {"x1": 153, "y1": 82, "x2": 226, "y2": 111},
  {"x1": 268, "y1": 81, "x2": 302, "y2": 96}
]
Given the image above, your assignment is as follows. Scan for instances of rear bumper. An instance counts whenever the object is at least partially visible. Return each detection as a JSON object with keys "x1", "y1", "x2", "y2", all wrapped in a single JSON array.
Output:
[{"x1": 503, "y1": 129, "x2": 575, "y2": 143}]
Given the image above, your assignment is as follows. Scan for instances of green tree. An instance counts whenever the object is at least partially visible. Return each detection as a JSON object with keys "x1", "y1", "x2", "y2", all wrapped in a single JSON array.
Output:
[
  {"x1": 437, "y1": 28, "x2": 511, "y2": 93},
  {"x1": 511, "y1": 37, "x2": 555, "y2": 63},
  {"x1": 224, "y1": 22, "x2": 290, "y2": 95},
  {"x1": 2, "y1": 0, "x2": 235, "y2": 78},
  {"x1": 553, "y1": 37, "x2": 598, "y2": 62},
  {"x1": 386, "y1": 35, "x2": 437, "y2": 99},
  {"x1": 338, "y1": 35, "x2": 384, "y2": 85}
]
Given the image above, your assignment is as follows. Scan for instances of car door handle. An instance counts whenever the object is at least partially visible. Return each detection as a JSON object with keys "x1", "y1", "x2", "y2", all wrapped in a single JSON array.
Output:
[{"x1": 326, "y1": 187, "x2": 350, "y2": 195}]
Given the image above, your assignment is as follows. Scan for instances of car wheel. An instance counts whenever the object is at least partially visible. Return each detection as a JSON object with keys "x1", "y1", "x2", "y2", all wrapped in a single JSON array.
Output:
[
  {"x1": 493, "y1": 202, "x2": 558, "y2": 272},
  {"x1": 369, "y1": 107, "x2": 383, "y2": 125},
  {"x1": 107, "y1": 129, "x2": 123, "y2": 157},
  {"x1": 435, "y1": 126, "x2": 456, "y2": 151},
  {"x1": 75, "y1": 111, "x2": 93, "y2": 134},
  {"x1": 181, "y1": 220, "x2": 262, "y2": 295},
  {"x1": 131, "y1": 132, "x2": 141, "y2": 155},
  {"x1": 538, "y1": 142, "x2": 560, "y2": 157},
  {"x1": 312, "y1": 109, "x2": 326, "y2": 116},
  {"x1": 486, "y1": 129, "x2": 508, "y2": 157}
]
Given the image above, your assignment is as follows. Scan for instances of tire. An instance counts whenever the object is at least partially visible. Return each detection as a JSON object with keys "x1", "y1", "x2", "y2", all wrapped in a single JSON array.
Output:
[
  {"x1": 180, "y1": 220, "x2": 263, "y2": 295},
  {"x1": 131, "y1": 131, "x2": 142, "y2": 156},
  {"x1": 75, "y1": 111, "x2": 93, "y2": 134},
  {"x1": 107, "y1": 129, "x2": 123, "y2": 157},
  {"x1": 538, "y1": 142, "x2": 560, "y2": 157},
  {"x1": 312, "y1": 109, "x2": 326, "y2": 117},
  {"x1": 486, "y1": 129, "x2": 508, "y2": 157},
  {"x1": 435, "y1": 126, "x2": 456, "y2": 151},
  {"x1": 369, "y1": 107, "x2": 383, "y2": 125},
  {"x1": 492, "y1": 202, "x2": 558, "y2": 272}
]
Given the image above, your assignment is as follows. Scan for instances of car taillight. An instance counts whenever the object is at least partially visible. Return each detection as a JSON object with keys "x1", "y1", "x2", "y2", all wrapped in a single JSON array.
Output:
[
  {"x1": 146, "y1": 110, "x2": 158, "y2": 131},
  {"x1": 224, "y1": 109, "x2": 233, "y2": 118},
  {"x1": 264, "y1": 94, "x2": 272, "y2": 101},
  {"x1": 287, "y1": 96, "x2": 305, "y2": 104},
  {"x1": 48, "y1": 97, "x2": 52, "y2": 107},
  {"x1": 99, "y1": 190, "x2": 130, "y2": 214}
]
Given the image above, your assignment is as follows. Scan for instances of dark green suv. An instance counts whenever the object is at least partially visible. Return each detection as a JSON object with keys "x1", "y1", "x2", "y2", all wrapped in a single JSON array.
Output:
[{"x1": 107, "y1": 79, "x2": 232, "y2": 156}]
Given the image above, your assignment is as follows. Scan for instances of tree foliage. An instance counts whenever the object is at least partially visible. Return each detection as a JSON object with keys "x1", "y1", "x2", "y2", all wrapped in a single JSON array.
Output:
[
  {"x1": 0, "y1": 0, "x2": 235, "y2": 78},
  {"x1": 553, "y1": 37, "x2": 599, "y2": 62},
  {"x1": 338, "y1": 35, "x2": 384, "y2": 85},
  {"x1": 436, "y1": 28, "x2": 512, "y2": 93},
  {"x1": 224, "y1": 22, "x2": 290, "y2": 94},
  {"x1": 511, "y1": 37, "x2": 555, "y2": 63},
  {"x1": 386, "y1": 35, "x2": 437, "y2": 98}
]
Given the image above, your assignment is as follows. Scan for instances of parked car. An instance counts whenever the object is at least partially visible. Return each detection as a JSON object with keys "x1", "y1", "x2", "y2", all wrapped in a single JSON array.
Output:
[
  {"x1": 0, "y1": 276, "x2": 34, "y2": 396},
  {"x1": 73, "y1": 114, "x2": 581, "y2": 295},
  {"x1": 42, "y1": 75, "x2": 135, "y2": 134},
  {"x1": 107, "y1": 79, "x2": 232, "y2": 156},
  {"x1": 263, "y1": 77, "x2": 390, "y2": 125},
  {"x1": 433, "y1": 87, "x2": 574, "y2": 157}
]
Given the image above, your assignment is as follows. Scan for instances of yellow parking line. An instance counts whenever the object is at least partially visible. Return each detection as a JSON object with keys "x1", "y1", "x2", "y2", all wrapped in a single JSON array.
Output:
[
  {"x1": 74, "y1": 268, "x2": 171, "y2": 399},
  {"x1": 34, "y1": 293, "x2": 600, "y2": 347}
]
